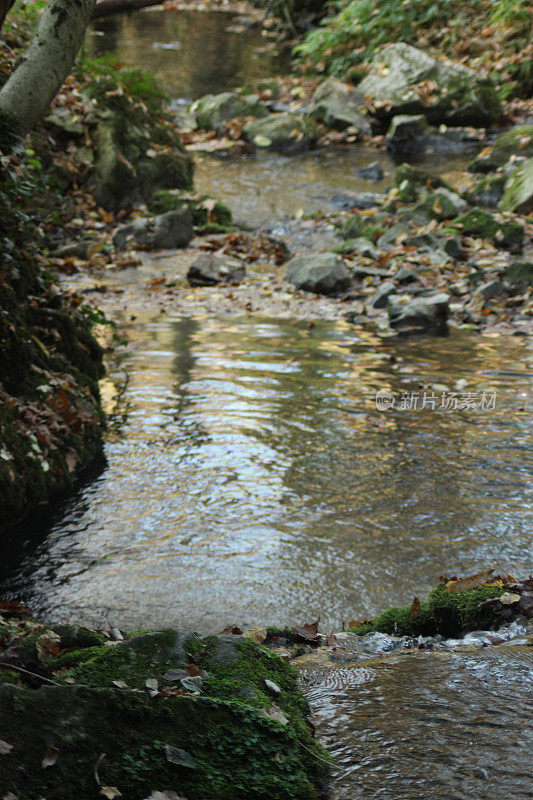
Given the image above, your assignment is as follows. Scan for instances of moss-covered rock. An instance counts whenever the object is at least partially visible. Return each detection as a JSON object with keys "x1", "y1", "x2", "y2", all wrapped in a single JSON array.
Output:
[
  {"x1": 499, "y1": 157, "x2": 533, "y2": 214},
  {"x1": 0, "y1": 629, "x2": 328, "y2": 799},
  {"x1": 464, "y1": 174, "x2": 506, "y2": 208},
  {"x1": 191, "y1": 91, "x2": 268, "y2": 133},
  {"x1": 243, "y1": 113, "x2": 319, "y2": 153},
  {"x1": 450, "y1": 207, "x2": 524, "y2": 251},
  {"x1": 351, "y1": 583, "x2": 507, "y2": 637},
  {"x1": 468, "y1": 125, "x2": 533, "y2": 173}
]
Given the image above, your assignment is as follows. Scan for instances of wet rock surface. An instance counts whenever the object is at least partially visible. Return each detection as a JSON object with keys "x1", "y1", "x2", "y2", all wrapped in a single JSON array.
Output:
[
  {"x1": 114, "y1": 208, "x2": 194, "y2": 250},
  {"x1": 285, "y1": 253, "x2": 351, "y2": 295},
  {"x1": 187, "y1": 252, "x2": 245, "y2": 286}
]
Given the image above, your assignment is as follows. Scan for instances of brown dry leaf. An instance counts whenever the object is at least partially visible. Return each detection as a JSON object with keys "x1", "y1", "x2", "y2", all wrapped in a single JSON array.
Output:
[
  {"x1": 221, "y1": 625, "x2": 243, "y2": 636},
  {"x1": 349, "y1": 620, "x2": 372, "y2": 628},
  {"x1": 0, "y1": 739, "x2": 13, "y2": 755},
  {"x1": 36, "y1": 631, "x2": 61, "y2": 662},
  {"x1": 3, "y1": 792, "x2": 18, "y2": 800},
  {"x1": 445, "y1": 569, "x2": 494, "y2": 593},
  {"x1": 185, "y1": 663, "x2": 205, "y2": 677},
  {"x1": 408, "y1": 597, "x2": 422, "y2": 623},
  {"x1": 243, "y1": 626, "x2": 267, "y2": 643},
  {"x1": 100, "y1": 789, "x2": 122, "y2": 800},
  {"x1": 42, "y1": 746, "x2": 60, "y2": 768},
  {"x1": 291, "y1": 620, "x2": 320, "y2": 641}
]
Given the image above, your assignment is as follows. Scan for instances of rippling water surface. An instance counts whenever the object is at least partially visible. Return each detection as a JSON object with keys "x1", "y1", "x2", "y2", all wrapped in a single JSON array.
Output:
[{"x1": 3, "y1": 317, "x2": 531, "y2": 631}]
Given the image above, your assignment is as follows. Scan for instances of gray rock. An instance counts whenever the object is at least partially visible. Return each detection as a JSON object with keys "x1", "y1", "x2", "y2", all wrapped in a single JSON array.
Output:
[
  {"x1": 114, "y1": 208, "x2": 193, "y2": 250},
  {"x1": 350, "y1": 237, "x2": 379, "y2": 260},
  {"x1": 44, "y1": 107, "x2": 84, "y2": 137},
  {"x1": 310, "y1": 77, "x2": 371, "y2": 135},
  {"x1": 357, "y1": 43, "x2": 501, "y2": 126},
  {"x1": 442, "y1": 237, "x2": 466, "y2": 261},
  {"x1": 388, "y1": 292, "x2": 450, "y2": 333},
  {"x1": 503, "y1": 260, "x2": 533, "y2": 289},
  {"x1": 395, "y1": 267, "x2": 418, "y2": 284},
  {"x1": 331, "y1": 191, "x2": 385, "y2": 210},
  {"x1": 473, "y1": 279, "x2": 507, "y2": 300},
  {"x1": 285, "y1": 253, "x2": 351, "y2": 295},
  {"x1": 243, "y1": 112, "x2": 319, "y2": 152},
  {"x1": 500, "y1": 157, "x2": 533, "y2": 214},
  {"x1": 355, "y1": 161, "x2": 384, "y2": 181},
  {"x1": 371, "y1": 281, "x2": 396, "y2": 308},
  {"x1": 191, "y1": 92, "x2": 267, "y2": 133},
  {"x1": 378, "y1": 220, "x2": 412, "y2": 248},
  {"x1": 387, "y1": 115, "x2": 482, "y2": 154},
  {"x1": 187, "y1": 253, "x2": 245, "y2": 287},
  {"x1": 351, "y1": 265, "x2": 390, "y2": 279},
  {"x1": 464, "y1": 175, "x2": 506, "y2": 208}
]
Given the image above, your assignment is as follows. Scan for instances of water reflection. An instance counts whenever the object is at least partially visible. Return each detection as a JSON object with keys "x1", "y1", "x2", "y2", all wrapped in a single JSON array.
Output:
[
  {"x1": 89, "y1": 9, "x2": 291, "y2": 100},
  {"x1": 2, "y1": 317, "x2": 531, "y2": 631}
]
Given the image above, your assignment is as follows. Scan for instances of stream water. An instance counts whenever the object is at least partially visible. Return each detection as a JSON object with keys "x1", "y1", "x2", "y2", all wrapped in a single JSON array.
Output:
[{"x1": 3, "y1": 8, "x2": 533, "y2": 799}]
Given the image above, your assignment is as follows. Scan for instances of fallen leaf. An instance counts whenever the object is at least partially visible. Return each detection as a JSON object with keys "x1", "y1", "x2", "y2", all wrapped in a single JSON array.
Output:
[
  {"x1": 145, "y1": 678, "x2": 158, "y2": 691},
  {"x1": 112, "y1": 680, "x2": 127, "y2": 689},
  {"x1": 143, "y1": 792, "x2": 188, "y2": 800},
  {"x1": 264, "y1": 679, "x2": 281, "y2": 695},
  {"x1": 408, "y1": 597, "x2": 422, "y2": 623},
  {"x1": 164, "y1": 744, "x2": 197, "y2": 769},
  {"x1": 185, "y1": 663, "x2": 205, "y2": 677},
  {"x1": 242, "y1": 627, "x2": 267, "y2": 643},
  {"x1": 445, "y1": 569, "x2": 494, "y2": 593},
  {"x1": 499, "y1": 592, "x2": 521, "y2": 605},
  {"x1": 36, "y1": 631, "x2": 61, "y2": 662},
  {"x1": 259, "y1": 704, "x2": 288, "y2": 725},
  {"x1": 291, "y1": 620, "x2": 320, "y2": 642},
  {"x1": 42, "y1": 746, "x2": 60, "y2": 768},
  {"x1": 0, "y1": 739, "x2": 13, "y2": 755},
  {"x1": 221, "y1": 625, "x2": 243, "y2": 635},
  {"x1": 100, "y1": 789, "x2": 122, "y2": 799}
]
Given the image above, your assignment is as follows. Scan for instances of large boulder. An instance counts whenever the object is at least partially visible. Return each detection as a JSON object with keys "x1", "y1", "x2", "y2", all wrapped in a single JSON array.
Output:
[
  {"x1": 0, "y1": 628, "x2": 328, "y2": 799},
  {"x1": 386, "y1": 114, "x2": 483, "y2": 154},
  {"x1": 191, "y1": 91, "x2": 268, "y2": 133},
  {"x1": 285, "y1": 252, "x2": 351, "y2": 295},
  {"x1": 357, "y1": 43, "x2": 501, "y2": 126},
  {"x1": 113, "y1": 208, "x2": 193, "y2": 250},
  {"x1": 309, "y1": 77, "x2": 372, "y2": 135},
  {"x1": 469, "y1": 125, "x2": 533, "y2": 173},
  {"x1": 243, "y1": 112, "x2": 319, "y2": 152},
  {"x1": 499, "y1": 157, "x2": 533, "y2": 214}
]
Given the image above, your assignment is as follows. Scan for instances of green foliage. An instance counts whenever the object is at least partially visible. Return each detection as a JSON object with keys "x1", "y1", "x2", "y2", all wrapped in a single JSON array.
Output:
[
  {"x1": 489, "y1": 0, "x2": 529, "y2": 23},
  {"x1": 295, "y1": 0, "x2": 456, "y2": 76},
  {"x1": 78, "y1": 53, "x2": 166, "y2": 113}
]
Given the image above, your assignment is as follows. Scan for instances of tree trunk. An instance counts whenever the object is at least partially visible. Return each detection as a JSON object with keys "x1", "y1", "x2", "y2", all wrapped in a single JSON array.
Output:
[
  {"x1": 0, "y1": 0, "x2": 16, "y2": 32},
  {"x1": 0, "y1": 0, "x2": 96, "y2": 138},
  {"x1": 92, "y1": 0, "x2": 162, "y2": 19}
]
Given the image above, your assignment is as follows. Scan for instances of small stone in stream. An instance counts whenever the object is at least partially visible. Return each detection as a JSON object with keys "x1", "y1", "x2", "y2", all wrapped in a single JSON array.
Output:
[
  {"x1": 243, "y1": 112, "x2": 319, "y2": 153},
  {"x1": 113, "y1": 208, "x2": 193, "y2": 251},
  {"x1": 191, "y1": 91, "x2": 267, "y2": 133},
  {"x1": 264, "y1": 679, "x2": 282, "y2": 695},
  {"x1": 285, "y1": 253, "x2": 351, "y2": 295},
  {"x1": 395, "y1": 267, "x2": 418, "y2": 284},
  {"x1": 355, "y1": 162, "x2": 384, "y2": 181},
  {"x1": 330, "y1": 191, "x2": 384, "y2": 210},
  {"x1": 371, "y1": 281, "x2": 396, "y2": 308},
  {"x1": 386, "y1": 114, "x2": 429, "y2": 152},
  {"x1": 473, "y1": 280, "x2": 507, "y2": 301},
  {"x1": 388, "y1": 293, "x2": 450, "y2": 334},
  {"x1": 187, "y1": 254, "x2": 245, "y2": 287}
]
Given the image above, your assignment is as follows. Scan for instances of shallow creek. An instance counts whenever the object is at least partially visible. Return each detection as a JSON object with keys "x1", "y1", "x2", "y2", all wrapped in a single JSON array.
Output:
[{"x1": 3, "y1": 8, "x2": 533, "y2": 798}]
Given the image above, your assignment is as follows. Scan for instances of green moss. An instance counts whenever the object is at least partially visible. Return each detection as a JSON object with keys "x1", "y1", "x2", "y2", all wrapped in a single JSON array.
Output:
[
  {"x1": 350, "y1": 583, "x2": 507, "y2": 637},
  {"x1": 464, "y1": 174, "x2": 506, "y2": 207},
  {"x1": 451, "y1": 207, "x2": 523, "y2": 251},
  {"x1": 337, "y1": 213, "x2": 365, "y2": 239}
]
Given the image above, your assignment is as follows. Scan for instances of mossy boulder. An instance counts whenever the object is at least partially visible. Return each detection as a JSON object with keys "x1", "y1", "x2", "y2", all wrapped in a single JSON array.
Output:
[
  {"x1": 468, "y1": 125, "x2": 533, "y2": 173},
  {"x1": 351, "y1": 583, "x2": 508, "y2": 637},
  {"x1": 464, "y1": 174, "x2": 506, "y2": 208},
  {"x1": 243, "y1": 113, "x2": 319, "y2": 153},
  {"x1": 502, "y1": 260, "x2": 533, "y2": 289},
  {"x1": 450, "y1": 207, "x2": 524, "y2": 251},
  {"x1": 392, "y1": 164, "x2": 453, "y2": 203},
  {"x1": 0, "y1": 629, "x2": 328, "y2": 799},
  {"x1": 191, "y1": 92, "x2": 268, "y2": 133},
  {"x1": 499, "y1": 157, "x2": 533, "y2": 214},
  {"x1": 412, "y1": 188, "x2": 467, "y2": 221},
  {"x1": 149, "y1": 192, "x2": 234, "y2": 234},
  {"x1": 356, "y1": 43, "x2": 501, "y2": 127}
]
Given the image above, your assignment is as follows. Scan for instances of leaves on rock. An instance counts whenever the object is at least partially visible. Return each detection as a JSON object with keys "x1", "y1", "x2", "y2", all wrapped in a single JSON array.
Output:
[
  {"x1": 36, "y1": 631, "x2": 61, "y2": 662},
  {"x1": 445, "y1": 569, "x2": 495, "y2": 593},
  {"x1": 100, "y1": 788, "x2": 122, "y2": 799}
]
